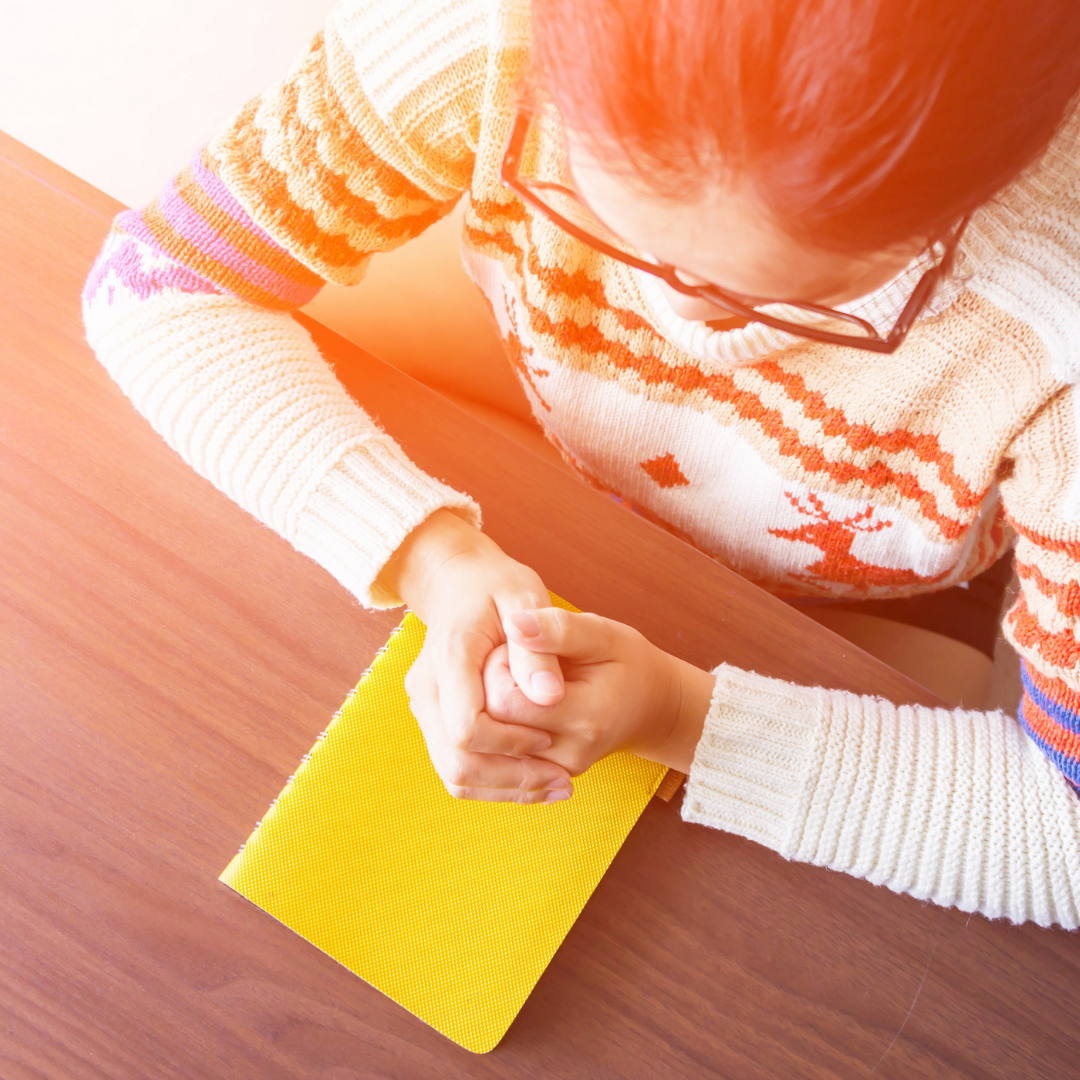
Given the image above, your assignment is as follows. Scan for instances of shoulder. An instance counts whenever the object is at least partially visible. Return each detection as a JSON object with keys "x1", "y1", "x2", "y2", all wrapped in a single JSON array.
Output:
[
  {"x1": 959, "y1": 107, "x2": 1080, "y2": 385},
  {"x1": 327, "y1": 0, "x2": 529, "y2": 66},
  {"x1": 322, "y1": 0, "x2": 530, "y2": 143},
  {"x1": 1002, "y1": 380, "x2": 1080, "y2": 533}
]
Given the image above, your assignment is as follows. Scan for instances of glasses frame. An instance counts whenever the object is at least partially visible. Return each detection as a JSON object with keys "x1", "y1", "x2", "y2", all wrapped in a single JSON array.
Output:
[{"x1": 500, "y1": 111, "x2": 970, "y2": 355}]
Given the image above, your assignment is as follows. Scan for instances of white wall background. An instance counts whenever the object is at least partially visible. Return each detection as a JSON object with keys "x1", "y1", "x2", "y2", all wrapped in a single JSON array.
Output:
[
  {"x1": 0, "y1": 0, "x2": 336, "y2": 207},
  {"x1": 0, "y1": 0, "x2": 530, "y2": 429}
]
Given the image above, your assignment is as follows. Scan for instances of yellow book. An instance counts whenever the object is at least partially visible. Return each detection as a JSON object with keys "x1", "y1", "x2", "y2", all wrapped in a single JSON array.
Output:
[{"x1": 220, "y1": 598, "x2": 668, "y2": 1053}]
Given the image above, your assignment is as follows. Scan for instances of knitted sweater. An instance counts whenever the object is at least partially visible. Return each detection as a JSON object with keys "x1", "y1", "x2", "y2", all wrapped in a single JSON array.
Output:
[{"x1": 83, "y1": 0, "x2": 1080, "y2": 927}]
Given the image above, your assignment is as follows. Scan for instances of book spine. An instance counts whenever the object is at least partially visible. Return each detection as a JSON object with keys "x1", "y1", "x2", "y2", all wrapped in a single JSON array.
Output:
[{"x1": 232, "y1": 616, "x2": 412, "y2": 855}]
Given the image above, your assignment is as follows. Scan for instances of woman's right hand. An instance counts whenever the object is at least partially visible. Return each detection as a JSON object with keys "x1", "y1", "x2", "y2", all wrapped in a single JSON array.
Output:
[{"x1": 378, "y1": 508, "x2": 575, "y2": 803}]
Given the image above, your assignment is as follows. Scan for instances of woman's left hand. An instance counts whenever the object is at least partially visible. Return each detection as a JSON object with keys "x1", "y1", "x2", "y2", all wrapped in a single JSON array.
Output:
[{"x1": 481, "y1": 607, "x2": 716, "y2": 795}]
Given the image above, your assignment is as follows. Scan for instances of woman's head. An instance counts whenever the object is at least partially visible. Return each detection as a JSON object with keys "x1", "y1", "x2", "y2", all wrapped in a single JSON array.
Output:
[{"x1": 531, "y1": 0, "x2": 1080, "y2": 310}]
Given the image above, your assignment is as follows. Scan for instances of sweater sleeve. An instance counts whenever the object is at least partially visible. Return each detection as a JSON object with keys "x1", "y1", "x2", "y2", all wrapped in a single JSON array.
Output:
[
  {"x1": 680, "y1": 385, "x2": 1080, "y2": 929},
  {"x1": 682, "y1": 664, "x2": 1080, "y2": 928},
  {"x1": 82, "y1": 0, "x2": 497, "y2": 607},
  {"x1": 997, "y1": 387, "x2": 1080, "y2": 789}
]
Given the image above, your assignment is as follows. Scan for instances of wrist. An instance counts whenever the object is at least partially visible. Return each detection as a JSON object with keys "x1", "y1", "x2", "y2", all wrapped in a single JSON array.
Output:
[
  {"x1": 642, "y1": 654, "x2": 715, "y2": 773},
  {"x1": 378, "y1": 508, "x2": 495, "y2": 612}
]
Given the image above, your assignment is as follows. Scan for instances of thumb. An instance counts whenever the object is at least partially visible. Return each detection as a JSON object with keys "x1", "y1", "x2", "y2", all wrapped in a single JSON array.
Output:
[
  {"x1": 494, "y1": 596, "x2": 566, "y2": 708},
  {"x1": 504, "y1": 607, "x2": 616, "y2": 665}
]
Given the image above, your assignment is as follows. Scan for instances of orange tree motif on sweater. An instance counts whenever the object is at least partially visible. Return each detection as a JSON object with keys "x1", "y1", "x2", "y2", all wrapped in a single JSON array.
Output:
[
  {"x1": 769, "y1": 492, "x2": 950, "y2": 589},
  {"x1": 504, "y1": 306, "x2": 553, "y2": 412}
]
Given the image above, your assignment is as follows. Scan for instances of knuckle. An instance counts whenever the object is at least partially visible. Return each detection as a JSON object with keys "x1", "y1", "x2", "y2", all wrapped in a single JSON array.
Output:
[
  {"x1": 528, "y1": 590, "x2": 552, "y2": 612},
  {"x1": 442, "y1": 760, "x2": 472, "y2": 789},
  {"x1": 585, "y1": 612, "x2": 615, "y2": 651},
  {"x1": 515, "y1": 762, "x2": 537, "y2": 793},
  {"x1": 516, "y1": 739, "x2": 541, "y2": 761},
  {"x1": 454, "y1": 627, "x2": 495, "y2": 662},
  {"x1": 448, "y1": 723, "x2": 477, "y2": 752},
  {"x1": 564, "y1": 752, "x2": 589, "y2": 776}
]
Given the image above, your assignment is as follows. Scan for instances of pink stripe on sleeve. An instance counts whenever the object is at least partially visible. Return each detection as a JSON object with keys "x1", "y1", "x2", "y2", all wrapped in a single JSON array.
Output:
[
  {"x1": 188, "y1": 152, "x2": 284, "y2": 249},
  {"x1": 155, "y1": 177, "x2": 320, "y2": 307},
  {"x1": 83, "y1": 217, "x2": 222, "y2": 307}
]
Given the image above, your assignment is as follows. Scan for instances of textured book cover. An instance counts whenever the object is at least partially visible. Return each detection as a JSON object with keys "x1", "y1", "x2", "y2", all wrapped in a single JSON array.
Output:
[{"x1": 220, "y1": 599, "x2": 668, "y2": 1053}]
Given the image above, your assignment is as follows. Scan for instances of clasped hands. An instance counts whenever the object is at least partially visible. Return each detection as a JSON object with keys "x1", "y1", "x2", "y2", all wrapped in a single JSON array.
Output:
[{"x1": 381, "y1": 510, "x2": 716, "y2": 804}]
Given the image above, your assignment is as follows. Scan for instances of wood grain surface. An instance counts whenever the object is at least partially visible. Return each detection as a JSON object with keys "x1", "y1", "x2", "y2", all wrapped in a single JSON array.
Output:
[{"x1": 1, "y1": 129, "x2": 1077, "y2": 1080}]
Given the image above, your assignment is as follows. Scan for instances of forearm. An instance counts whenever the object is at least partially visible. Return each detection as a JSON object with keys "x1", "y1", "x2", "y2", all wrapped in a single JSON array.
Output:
[
  {"x1": 680, "y1": 664, "x2": 1080, "y2": 928},
  {"x1": 84, "y1": 280, "x2": 479, "y2": 608}
]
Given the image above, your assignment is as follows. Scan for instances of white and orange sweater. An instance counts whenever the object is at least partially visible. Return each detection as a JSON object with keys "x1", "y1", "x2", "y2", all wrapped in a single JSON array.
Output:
[{"x1": 83, "y1": 0, "x2": 1080, "y2": 926}]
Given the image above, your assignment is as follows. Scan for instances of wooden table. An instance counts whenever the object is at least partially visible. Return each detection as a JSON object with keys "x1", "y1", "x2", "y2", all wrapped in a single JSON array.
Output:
[{"x1": 2, "y1": 130, "x2": 1077, "y2": 1080}]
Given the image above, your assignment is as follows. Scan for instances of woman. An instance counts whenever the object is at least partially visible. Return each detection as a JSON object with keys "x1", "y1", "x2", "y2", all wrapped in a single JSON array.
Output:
[{"x1": 84, "y1": 0, "x2": 1080, "y2": 926}]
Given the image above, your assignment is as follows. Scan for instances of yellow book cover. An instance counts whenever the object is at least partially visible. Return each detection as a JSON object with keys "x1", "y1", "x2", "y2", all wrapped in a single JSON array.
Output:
[{"x1": 220, "y1": 600, "x2": 668, "y2": 1053}]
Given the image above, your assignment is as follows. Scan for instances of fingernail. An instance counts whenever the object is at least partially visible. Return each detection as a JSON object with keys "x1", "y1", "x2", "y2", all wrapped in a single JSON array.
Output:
[
  {"x1": 547, "y1": 777, "x2": 572, "y2": 790},
  {"x1": 531, "y1": 671, "x2": 563, "y2": 697},
  {"x1": 543, "y1": 789, "x2": 572, "y2": 803},
  {"x1": 508, "y1": 611, "x2": 541, "y2": 638},
  {"x1": 531, "y1": 735, "x2": 553, "y2": 752}
]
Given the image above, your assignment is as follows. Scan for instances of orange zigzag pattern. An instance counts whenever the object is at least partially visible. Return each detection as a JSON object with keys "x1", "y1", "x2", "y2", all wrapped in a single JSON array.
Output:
[
  {"x1": 1015, "y1": 558, "x2": 1080, "y2": 620},
  {"x1": 753, "y1": 364, "x2": 980, "y2": 511},
  {"x1": 466, "y1": 201, "x2": 980, "y2": 540},
  {"x1": 216, "y1": 33, "x2": 451, "y2": 276},
  {"x1": 1007, "y1": 592, "x2": 1080, "y2": 670},
  {"x1": 1008, "y1": 515, "x2": 1080, "y2": 561}
]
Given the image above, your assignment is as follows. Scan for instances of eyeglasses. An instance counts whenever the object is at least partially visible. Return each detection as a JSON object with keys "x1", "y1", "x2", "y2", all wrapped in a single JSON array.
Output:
[{"x1": 500, "y1": 111, "x2": 969, "y2": 354}]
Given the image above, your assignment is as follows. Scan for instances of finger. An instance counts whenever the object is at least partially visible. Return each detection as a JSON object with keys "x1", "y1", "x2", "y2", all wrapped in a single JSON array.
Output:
[
  {"x1": 483, "y1": 643, "x2": 570, "y2": 732},
  {"x1": 481, "y1": 644, "x2": 520, "y2": 722},
  {"x1": 432, "y1": 749, "x2": 574, "y2": 802},
  {"x1": 409, "y1": 640, "x2": 551, "y2": 757},
  {"x1": 435, "y1": 629, "x2": 555, "y2": 755},
  {"x1": 440, "y1": 705, "x2": 554, "y2": 756},
  {"x1": 505, "y1": 641, "x2": 566, "y2": 706},
  {"x1": 504, "y1": 607, "x2": 617, "y2": 665},
  {"x1": 433, "y1": 661, "x2": 596, "y2": 777},
  {"x1": 447, "y1": 785, "x2": 574, "y2": 805},
  {"x1": 495, "y1": 596, "x2": 566, "y2": 707}
]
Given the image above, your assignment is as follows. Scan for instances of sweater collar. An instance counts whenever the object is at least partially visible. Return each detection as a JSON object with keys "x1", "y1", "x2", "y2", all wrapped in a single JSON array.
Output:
[{"x1": 627, "y1": 243, "x2": 963, "y2": 368}]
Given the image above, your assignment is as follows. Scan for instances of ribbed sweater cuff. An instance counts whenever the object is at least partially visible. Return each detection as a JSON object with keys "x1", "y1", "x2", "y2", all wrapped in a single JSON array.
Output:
[
  {"x1": 291, "y1": 436, "x2": 481, "y2": 609},
  {"x1": 681, "y1": 664, "x2": 826, "y2": 855}
]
